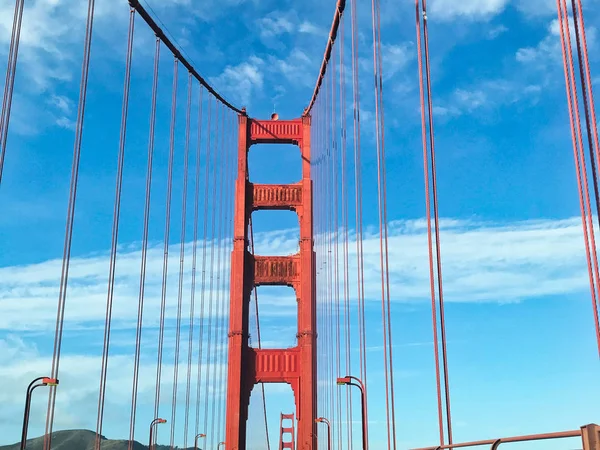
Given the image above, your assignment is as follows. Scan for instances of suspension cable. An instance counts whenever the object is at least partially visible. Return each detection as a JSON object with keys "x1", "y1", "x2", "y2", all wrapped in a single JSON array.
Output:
[
  {"x1": 0, "y1": 0, "x2": 25, "y2": 184},
  {"x1": 415, "y1": 1, "x2": 445, "y2": 445},
  {"x1": 369, "y1": 0, "x2": 396, "y2": 445},
  {"x1": 127, "y1": 0, "x2": 242, "y2": 114},
  {"x1": 556, "y1": 0, "x2": 600, "y2": 357},
  {"x1": 203, "y1": 100, "x2": 220, "y2": 450},
  {"x1": 195, "y1": 95, "x2": 213, "y2": 438},
  {"x1": 249, "y1": 215, "x2": 272, "y2": 448},
  {"x1": 152, "y1": 57, "x2": 179, "y2": 449},
  {"x1": 43, "y1": 1, "x2": 97, "y2": 448},
  {"x1": 339, "y1": 13, "x2": 354, "y2": 450},
  {"x1": 304, "y1": 0, "x2": 347, "y2": 115},
  {"x1": 569, "y1": 0, "x2": 600, "y2": 354},
  {"x1": 349, "y1": 0, "x2": 368, "y2": 444},
  {"x1": 184, "y1": 84, "x2": 204, "y2": 448},
  {"x1": 128, "y1": 34, "x2": 161, "y2": 450},
  {"x1": 421, "y1": 1, "x2": 453, "y2": 442},
  {"x1": 215, "y1": 107, "x2": 231, "y2": 445},
  {"x1": 169, "y1": 71, "x2": 193, "y2": 449},
  {"x1": 94, "y1": 7, "x2": 135, "y2": 449}
]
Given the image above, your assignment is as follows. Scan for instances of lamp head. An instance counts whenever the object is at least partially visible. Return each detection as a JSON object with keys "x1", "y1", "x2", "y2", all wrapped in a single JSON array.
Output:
[
  {"x1": 42, "y1": 378, "x2": 59, "y2": 386},
  {"x1": 157, "y1": 418, "x2": 167, "y2": 424},
  {"x1": 336, "y1": 376, "x2": 351, "y2": 385}
]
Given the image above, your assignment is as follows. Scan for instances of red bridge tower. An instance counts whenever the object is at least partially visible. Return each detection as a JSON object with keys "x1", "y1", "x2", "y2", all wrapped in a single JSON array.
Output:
[{"x1": 225, "y1": 114, "x2": 317, "y2": 450}]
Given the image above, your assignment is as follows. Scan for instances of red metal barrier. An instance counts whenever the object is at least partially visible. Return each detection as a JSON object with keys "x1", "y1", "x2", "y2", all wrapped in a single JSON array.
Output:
[{"x1": 411, "y1": 424, "x2": 599, "y2": 450}]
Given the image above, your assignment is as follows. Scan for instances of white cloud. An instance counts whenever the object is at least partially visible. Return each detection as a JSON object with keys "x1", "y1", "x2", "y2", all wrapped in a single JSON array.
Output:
[
  {"x1": 516, "y1": 18, "x2": 597, "y2": 68},
  {"x1": 427, "y1": 0, "x2": 509, "y2": 21},
  {"x1": 514, "y1": 0, "x2": 560, "y2": 17},
  {"x1": 257, "y1": 16, "x2": 294, "y2": 40},
  {"x1": 298, "y1": 21, "x2": 326, "y2": 36},
  {"x1": 0, "y1": 216, "x2": 592, "y2": 335},
  {"x1": 271, "y1": 48, "x2": 314, "y2": 87},
  {"x1": 382, "y1": 42, "x2": 414, "y2": 81},
  {"x1": 433, "y1": 78, "x2": 543, "y2": 118},
  {"x1": 211, "y1": 57, "x2": 264, "y2": 107},
  {"x1": 487, "y1": 24, "x2": 508, "y2": 39}
]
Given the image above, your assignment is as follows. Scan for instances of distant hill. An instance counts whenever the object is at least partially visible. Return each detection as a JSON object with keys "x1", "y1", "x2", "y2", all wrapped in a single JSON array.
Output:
[{"x1": 0, "y1": 429, "x2": 198, "y2": 450}]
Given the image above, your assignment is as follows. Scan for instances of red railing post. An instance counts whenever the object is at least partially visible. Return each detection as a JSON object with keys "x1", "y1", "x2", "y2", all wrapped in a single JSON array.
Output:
[{"x1": 581, "y1": 424, "x2": 600, "y2": 450}]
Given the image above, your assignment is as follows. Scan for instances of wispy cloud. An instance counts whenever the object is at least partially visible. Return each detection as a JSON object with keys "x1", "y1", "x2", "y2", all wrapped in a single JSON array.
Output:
[
  {"x1": 427, "y1": 0, "x2": 510, "y2": 21},
  {"x1": 0, "y1": 216, "x2": 590, "y2": 333},
  {"x1": 211, "y1": 56, "x2": 265, "y2": 106},
  {"x1": 433, "y1": 79, "x2": 542, "y2": 118}
]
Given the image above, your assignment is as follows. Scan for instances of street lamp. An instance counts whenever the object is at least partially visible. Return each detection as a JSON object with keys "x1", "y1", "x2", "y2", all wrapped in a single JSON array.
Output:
[
  {"x1": 20, "y1": 377, "x2": 59, "y2": 450},
  {"x1": 337, "y1": 376, "x2": 368, "y2": 450},
  {"x1": 194, "y1": 433, "x2": 206, "y2": 450},
  {"x1": 315, "y1": 417, "x2": 332, "y2": 450},
  {"x1": 148, "y1": 418, "x2": 167, "y2": 450}
]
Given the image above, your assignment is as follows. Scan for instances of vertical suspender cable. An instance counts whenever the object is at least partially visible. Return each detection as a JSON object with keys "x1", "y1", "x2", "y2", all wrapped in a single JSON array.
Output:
[
  {"x1": 195, "y1": 95, "x2": 213, "y2": 437},
  {"x1": 374, "y1": 0, "x2": 397, "y2": 446},
  {"x1": 570, "y1": 0, "x2": 600, "y2": 231},
  {"x1": 249, "y1": 215, "x2": 272, "y2": 448},
  {"x1": 556, "y1": 0, "x2": 600, "y2": 358},
  {"x1": 170, "y1": 72, "x2": 193, "y2": 450},
  {"x1": 184, "y1": 85, "x2": 203, "y2": 448},
  {"x1": 350, "y1": 0, "x2": 368, "y2": 445},
  {"x1": 570, "y1": 0, "x2": 600, "y2": 353},
  {"x1": 203, "y1": 100, "x2": 219, "y2": 450},
  {"x1": 129, "y1": 35, "x2": 161, "y2": 450},
  {"x1": 421, "y1": 1, "x2": 453, "y2": 442},
  {"x1": 0, "y1": 0, "x2": 25, "y2": 183},
  {"x1": 370, "y1": 0, "x2": 396, "y2": 445},
  {"x1": 95, "y1": 8, "x2": 135, "y2": 449},
  {"x1": 415, "y1": 2, "x2": 444, "y2": 444},
  {"x1": 215, "y1": 108, "x2": 231, "y2": 443},
  {"x1": 153, "y1": 57, "x2": 179, "y2": 449},
  {"x1": 339, "y1": 14, "x2": 354, "y2": 450},
  {"x1": 43, "y1": 1, "x2": 97, "y2": 448},
  {"x1": 333, "y1": 42, "x2": 344, "y2": 450},
  {"x1": 219, "y1": 112, "x2": 236, "y2": 444},
  {"x1": 209, "y1": 103, "x2": 224, "y2": 449}
]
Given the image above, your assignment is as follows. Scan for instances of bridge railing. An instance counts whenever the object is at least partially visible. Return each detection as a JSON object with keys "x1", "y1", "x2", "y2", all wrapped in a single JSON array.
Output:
[{"x1": 411, "y1": 424, "x2": 600, "y2": 450}]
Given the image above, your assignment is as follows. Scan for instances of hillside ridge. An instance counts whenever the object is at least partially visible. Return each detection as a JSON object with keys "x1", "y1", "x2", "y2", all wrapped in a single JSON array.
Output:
[{"x1": 0, "y1": 429, "x2": 198, "y2": 450}]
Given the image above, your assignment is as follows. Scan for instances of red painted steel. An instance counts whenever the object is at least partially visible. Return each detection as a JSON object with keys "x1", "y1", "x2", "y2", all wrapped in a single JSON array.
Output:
[
  {"x1": 279, "y1": 413, "x2": 297, "y2": 450},
  {"x1": 225, "y1": 115, "x2": 316, "y2": 450},
  {"x1": 410, "y1": 428, "x2": 590, "y2": 450}
]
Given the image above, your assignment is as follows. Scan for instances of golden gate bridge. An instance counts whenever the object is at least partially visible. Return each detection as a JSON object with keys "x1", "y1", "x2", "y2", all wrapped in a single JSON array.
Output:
[{"x1": 1, "y1": 0, "x2": 599, "y2": 449}]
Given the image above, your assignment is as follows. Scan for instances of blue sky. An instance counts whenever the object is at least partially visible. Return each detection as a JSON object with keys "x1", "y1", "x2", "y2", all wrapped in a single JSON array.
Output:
[{"x1": 1, "y1": 0, "x2": 600, "y2": 449}]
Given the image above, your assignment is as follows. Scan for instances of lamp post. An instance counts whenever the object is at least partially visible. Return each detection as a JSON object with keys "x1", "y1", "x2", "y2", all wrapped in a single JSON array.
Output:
[
  {"x1": 194, "y1": 433, "x2": 206, "y2": 450},
  {"x1": 337, "y1": 376, "x2": 368, "y2": 450},
  {"x1": 148, "y1": 418, "x2": 166, "y2": 450},
  {"x1": 20, "y1": 377, "x2": 59, "y2": 450},
  {"x1": 315, "y1": 417, "x2": 332, "y2": 450}
]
